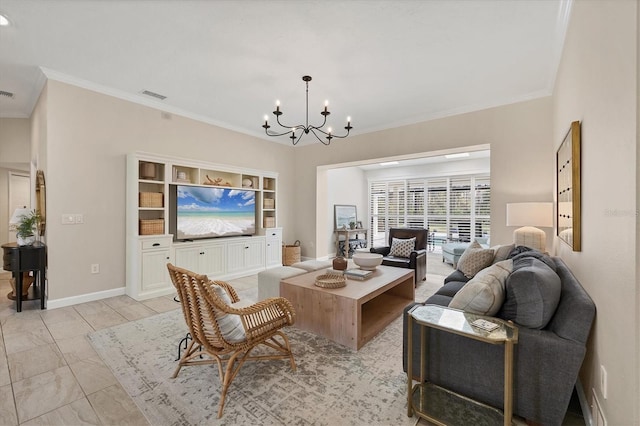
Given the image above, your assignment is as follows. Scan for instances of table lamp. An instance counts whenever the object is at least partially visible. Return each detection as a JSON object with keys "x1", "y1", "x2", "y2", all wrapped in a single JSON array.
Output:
[
  {"x1": 506, "y1": 202, "x2": 553, "y2": 252},
  {"x1": 9, "y1": 207, "x2": 31, "y2": 232}
]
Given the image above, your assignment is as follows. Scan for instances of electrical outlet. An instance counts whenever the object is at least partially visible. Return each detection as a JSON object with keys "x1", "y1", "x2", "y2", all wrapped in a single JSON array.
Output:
[
  {"x1": 91, "y1": 264, "x2": 100, "y2": 274},
  {"x1": 600, "y1": 365, "x2": 607, "y2": 399},
  {"x1": 75, "y1": 214, "x2": 84, "y2": 224}
]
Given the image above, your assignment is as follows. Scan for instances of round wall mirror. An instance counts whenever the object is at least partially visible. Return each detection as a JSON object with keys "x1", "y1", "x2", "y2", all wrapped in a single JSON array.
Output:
[{"x1": 36, "y1": 170, "x2": 46, "y2": 236}]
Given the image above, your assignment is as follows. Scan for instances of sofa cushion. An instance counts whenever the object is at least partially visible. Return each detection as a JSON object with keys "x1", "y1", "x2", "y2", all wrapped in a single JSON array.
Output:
[
  {"x1": 449, "y1": 260, "x2": 513, "y2": 315},
  {"x1": 291, "y1": 259, "x2": 332, "y2": 272},
  {"x1": 499, "y1": 257, "x2": 561, "y2": 329},
  {"x1": 435, "y1": 280, "x2": 468, "y2": 298},
  {"x1": 389, "y1": 237, "x2": 416, "y2": 258},
  {"x1": 443, "y1": 269, "x2": 470, "y2": 285},
  {"x1": 491, "y1": 244, "x2": 515, "y2": 264},
  {"x1": 457, "y1": 240, "x2": 495, "y2": 278}
]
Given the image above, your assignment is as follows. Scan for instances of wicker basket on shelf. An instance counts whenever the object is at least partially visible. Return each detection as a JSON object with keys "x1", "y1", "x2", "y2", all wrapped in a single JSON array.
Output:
[
  {"x1": 140, "y1": 219, "x2": 164, "y2": 235},
  {"x1": 139, "y1": 192, "x2": 163, "y2": 208}
]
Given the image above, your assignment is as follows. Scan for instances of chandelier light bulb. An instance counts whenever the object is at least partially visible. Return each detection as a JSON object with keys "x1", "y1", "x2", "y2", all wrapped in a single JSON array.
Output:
[
  {"x1": 347, "y1": 116, "x2": 351, "y2": 123},
  {"x1": 327, "y1": 127, "x2": 332, "y2": 134},
  {"x1": 264, "y1": 115, "x2": 268, "y2": 121}
]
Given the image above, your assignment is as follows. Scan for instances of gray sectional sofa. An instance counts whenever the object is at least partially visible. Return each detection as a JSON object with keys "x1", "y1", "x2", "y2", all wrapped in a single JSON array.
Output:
[{"x1": 403, "y1": 248, "x2": 595, "y2": 425}]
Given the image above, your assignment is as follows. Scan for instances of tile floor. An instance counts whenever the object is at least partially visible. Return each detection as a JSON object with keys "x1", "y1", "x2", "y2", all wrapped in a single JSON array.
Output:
[{"x1": 0, "y1": 270, "x2": 257, "y2": 425}]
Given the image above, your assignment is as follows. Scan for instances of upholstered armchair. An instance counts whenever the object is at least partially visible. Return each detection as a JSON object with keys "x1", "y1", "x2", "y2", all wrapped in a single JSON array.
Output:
[{"x1": 370, "y1": 228, "x2": 428, "y2": 283}]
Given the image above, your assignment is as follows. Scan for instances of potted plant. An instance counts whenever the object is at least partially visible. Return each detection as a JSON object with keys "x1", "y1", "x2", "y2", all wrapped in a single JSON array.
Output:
[{"x1": 16, "y1": 210, "x2": 40, "y2": 246}]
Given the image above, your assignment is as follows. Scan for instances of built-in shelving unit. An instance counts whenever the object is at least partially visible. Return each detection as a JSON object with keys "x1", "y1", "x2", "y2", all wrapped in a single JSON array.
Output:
[{"x1": 126, "y1": 152, "x2": 281, "y2": 300}]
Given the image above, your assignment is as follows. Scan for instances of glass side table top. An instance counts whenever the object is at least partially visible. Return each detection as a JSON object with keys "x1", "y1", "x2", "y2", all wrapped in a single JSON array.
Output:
[{"x1": 410, "y1": 304, "x2": 518, "y2": 344}]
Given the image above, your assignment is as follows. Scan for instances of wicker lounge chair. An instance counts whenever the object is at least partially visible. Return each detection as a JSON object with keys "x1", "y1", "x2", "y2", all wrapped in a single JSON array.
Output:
[{"x1": 166, "y1": 263, "x2": 297, "y2": 418}]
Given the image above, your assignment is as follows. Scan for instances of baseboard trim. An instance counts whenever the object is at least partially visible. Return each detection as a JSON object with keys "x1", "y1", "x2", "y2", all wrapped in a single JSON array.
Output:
[{"x1": 47, "y1": 287, "x2": 126, "y2": 310}]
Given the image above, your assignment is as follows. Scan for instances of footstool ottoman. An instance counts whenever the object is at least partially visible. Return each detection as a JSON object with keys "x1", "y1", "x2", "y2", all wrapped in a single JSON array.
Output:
[{"x1": 257, "y1": 260, "x2": 332, "y2": 300}]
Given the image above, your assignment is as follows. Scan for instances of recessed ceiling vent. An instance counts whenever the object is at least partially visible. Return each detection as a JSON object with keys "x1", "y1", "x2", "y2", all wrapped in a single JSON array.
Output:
[
  {"x1": 140, "y1": 90, "x2": 167, "y2": 100},
  {"x1": 0, "y1": 90, "x2": 15, "y2": 99}
]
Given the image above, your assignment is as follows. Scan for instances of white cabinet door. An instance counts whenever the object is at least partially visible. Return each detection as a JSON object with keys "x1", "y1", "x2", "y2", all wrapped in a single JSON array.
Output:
[
  {"x1": 227, "y1": 238, "x2": 265, "y2": 274},
  {"x1": 174, "y1": 245, "x2": 203, "y2": 273},
  {"x1": 141, "y1": 249, "x2": 172, "y2": 292},
  {"x1": 244, "y1": 239, "x2": 265, "y2": 270},
  {"x1": 200, "y1": 242, "x2": 226, "y2": 278},
  {"x1": 265, "y1": 238, "x2": 281, "y2": 267}
]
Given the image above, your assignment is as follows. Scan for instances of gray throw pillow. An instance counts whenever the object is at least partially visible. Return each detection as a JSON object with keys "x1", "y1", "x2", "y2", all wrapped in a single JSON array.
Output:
[
  {"x1": 499, "y1": 257, "x2": 561, "y2": 329},
  {"x1": 491, "y1": 244, "x2": 515, "y2": 264}
]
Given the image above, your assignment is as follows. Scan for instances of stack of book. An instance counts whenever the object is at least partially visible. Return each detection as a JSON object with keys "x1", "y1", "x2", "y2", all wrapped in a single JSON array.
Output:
[{"x1": 344, "y1": 268, "x2": 374, "y2": 280}]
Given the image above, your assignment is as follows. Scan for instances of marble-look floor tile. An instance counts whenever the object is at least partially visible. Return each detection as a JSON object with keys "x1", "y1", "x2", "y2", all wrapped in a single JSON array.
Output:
[
  {"x1": 21, "y1": 398, "x2": 101, "y2": 426},
  {"x1": 69, "y1": 356, "x2": 118, "y2": 395},
  {"x1": 103, "y1": 296, "x2": 158, "y2": 321},
  {"x1": 0, "y1": 352, "x2": 10, "y2": 387},
  {"x1": 73, "y1": 301, "x2": 128, "y2": 330},
  {"x1": 88, "y1": 383, "x2": 150, "y2": 426},
  {"x1": 39, "y1": 306, "x2": 85, "y2": 326},
  {"x1": 55, "y1": 334, "x2": 98, "y2": 364},
  {"x1": 1, "y1": 311, "x2": 45, "y2": 332},
  {"x1": 3, "y1": 321, "x2": 55, "y2": 355},
  {"x1": 45, "y1": 316, "x2": 94, "y2": 341},
  {"x1": 0, "y1": 383, "x2": 18, "y2": 426},
  {"x1": 8, "y1": 342, "x2": 67, "y2": 382},
  {"x1": 141, "y1": 295, "x2": 180, "y2": 313},
  {"x1": 13, "y1": 365, "x2": 85, "y2": 423}
]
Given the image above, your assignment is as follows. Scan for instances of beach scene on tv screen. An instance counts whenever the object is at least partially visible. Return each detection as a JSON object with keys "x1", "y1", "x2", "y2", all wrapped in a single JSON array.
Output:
[{"x1": 176, "y1": 186, "x2": 255, "y2": 239}]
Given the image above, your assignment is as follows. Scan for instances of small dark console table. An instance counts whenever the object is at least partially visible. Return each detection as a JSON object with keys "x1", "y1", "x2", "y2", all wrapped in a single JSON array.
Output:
[{"x1": 2, "y1": 242, "x2": 47, "y2": 312}]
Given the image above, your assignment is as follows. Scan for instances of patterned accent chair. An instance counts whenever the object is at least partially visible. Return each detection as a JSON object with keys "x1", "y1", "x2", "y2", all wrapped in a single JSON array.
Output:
[{"x1": 370, "y1": 228, "x2": 428, "y2": 283}]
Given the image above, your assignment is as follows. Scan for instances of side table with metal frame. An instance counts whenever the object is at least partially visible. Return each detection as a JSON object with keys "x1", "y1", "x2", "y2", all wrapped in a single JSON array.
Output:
[{"x1": 407, "y1": 304, "x2": 518, "y2": 426}]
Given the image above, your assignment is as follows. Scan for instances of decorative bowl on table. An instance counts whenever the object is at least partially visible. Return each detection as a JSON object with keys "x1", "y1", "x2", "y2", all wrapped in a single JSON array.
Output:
[{"x1": 352, "y1": 253, "x2": 383, "y2": 270}]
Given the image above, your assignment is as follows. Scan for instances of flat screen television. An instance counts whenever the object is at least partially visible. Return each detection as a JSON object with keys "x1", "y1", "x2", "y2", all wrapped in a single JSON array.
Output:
[{"x1": 172, "y1": 185, "x2": 256, "y2": 240}]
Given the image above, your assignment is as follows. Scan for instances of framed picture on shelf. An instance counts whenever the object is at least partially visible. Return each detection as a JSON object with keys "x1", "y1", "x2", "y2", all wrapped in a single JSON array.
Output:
[
  {"x1": 334, "y1": 205, "x2": 357, "y2": 230},
  {"x1": 356, "y1": 221, "x2": 363, "y2": 229}
]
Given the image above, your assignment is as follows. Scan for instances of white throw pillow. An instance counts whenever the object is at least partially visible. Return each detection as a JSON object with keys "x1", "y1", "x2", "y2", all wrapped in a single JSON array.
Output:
[
  {"x1": 389, "y1": 237, "x2": 416, "y2": 258},
  {"x1": 449, "y1": 259, "x2": 513, "y2": 315},
  {"x1": 210, "y1": 283, "x2": 246, "y2": 343}
]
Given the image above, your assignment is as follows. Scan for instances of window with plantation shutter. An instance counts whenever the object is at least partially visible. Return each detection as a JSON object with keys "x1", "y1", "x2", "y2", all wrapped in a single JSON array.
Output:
[{"x1": 370, "y1": 174, "x2": 490, "y2": 250}]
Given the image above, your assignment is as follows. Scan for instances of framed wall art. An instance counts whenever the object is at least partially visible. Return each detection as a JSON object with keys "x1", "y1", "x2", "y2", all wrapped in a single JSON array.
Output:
[
  {"x1": 556, "y1": 121, "x2": 581, "y2": 251},
  {"x1": 334, "y1": 205, "x2": 357, "y2": 230}
]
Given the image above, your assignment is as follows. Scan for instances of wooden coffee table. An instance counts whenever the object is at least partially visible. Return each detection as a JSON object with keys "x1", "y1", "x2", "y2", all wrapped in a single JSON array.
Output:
[{"x1": 280, "y1": 265, "x2": 415, "y2": 350}]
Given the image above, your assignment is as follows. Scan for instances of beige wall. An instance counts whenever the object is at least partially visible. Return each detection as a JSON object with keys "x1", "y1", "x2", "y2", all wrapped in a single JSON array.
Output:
[
  {"x1": 40, "y1": 81, "x2": 296, "y2": 300},
  {"x1": 553, "y1": 1, "x2": 638, "y2": 423},
  {"x1": 294, "y1": 97, "x2": 554, "y2": 259}
]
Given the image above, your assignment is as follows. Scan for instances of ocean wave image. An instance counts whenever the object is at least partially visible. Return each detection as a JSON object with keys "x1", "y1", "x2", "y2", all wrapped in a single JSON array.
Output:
[{"x1": 176, "y1": 186, "x2": 256, "y2": 239}]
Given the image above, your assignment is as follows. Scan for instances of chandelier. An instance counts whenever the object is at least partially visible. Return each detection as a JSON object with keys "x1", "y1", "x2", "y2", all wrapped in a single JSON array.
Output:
[{"x1": 262, "y1": 75, "x2": 352, "y2": 146}]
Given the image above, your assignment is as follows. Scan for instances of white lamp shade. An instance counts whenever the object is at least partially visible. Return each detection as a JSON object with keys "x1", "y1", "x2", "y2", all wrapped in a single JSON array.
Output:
[
  {"x1": 10, "y1": 208, "x2": 31, "y2": 225},
  {"x1": 506, "y1": 202, "x2": 553, "y2": 228}
]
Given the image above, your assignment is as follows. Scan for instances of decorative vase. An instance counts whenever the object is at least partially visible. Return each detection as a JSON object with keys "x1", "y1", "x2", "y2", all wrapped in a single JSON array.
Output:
[
  {"x1": 17, "y1": 235, "x2": 36, "y2": 246},
  {"x1": 9, "y1": 274, "x2": 33, "y2": 298},
  {"x1": 333, "y1": 256, "x2": 348, "y2": 271}
]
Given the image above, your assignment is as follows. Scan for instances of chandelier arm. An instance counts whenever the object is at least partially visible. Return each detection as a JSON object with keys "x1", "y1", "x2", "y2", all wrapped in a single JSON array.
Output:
[
  {"x1": 292, "y1": 132, "x2": 305, "y2": 146},
  {"x1": 264, "y1": 127, "x2": 294, "y2": 138},
  {"x1": 274, "y1": 113, "x2": 305, "y2": 131},
  {"x1": 309, "y1": 129, "x2": 331, "y2": 145},
  {"x1": 309, "y1": 126, "x2": 351, "y2": 139}
]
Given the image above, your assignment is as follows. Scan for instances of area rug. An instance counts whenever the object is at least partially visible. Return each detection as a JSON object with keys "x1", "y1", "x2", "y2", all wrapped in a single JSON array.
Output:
[{"x1": 88, "y1": 279, "x2": 442, "y2": 426}]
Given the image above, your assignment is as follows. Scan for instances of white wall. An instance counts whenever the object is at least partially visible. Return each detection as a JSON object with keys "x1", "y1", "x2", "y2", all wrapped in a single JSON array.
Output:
[
  {"x1": 323, "y1": 166, "x2": 367, "y2": 258},
  {"x1": 294, "y1": 97, "x2": 553, "y2": 260},
  {"x1": 36, "y1": 80, "x2": 296, "y2": 300},
  {"x1": 552, "y1": 1, "x2": 638, "y2": 423}
]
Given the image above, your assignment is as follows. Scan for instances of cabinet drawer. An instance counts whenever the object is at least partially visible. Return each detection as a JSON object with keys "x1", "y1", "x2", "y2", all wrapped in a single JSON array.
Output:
[
  {"x1": 141, "y1": 238, "x2": 171, "y2": 250},
  {"x1": 266, "y1": 228, "x2": 282, "y2": 239}
]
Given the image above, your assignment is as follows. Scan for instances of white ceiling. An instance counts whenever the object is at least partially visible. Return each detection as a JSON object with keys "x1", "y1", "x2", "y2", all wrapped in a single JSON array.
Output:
[{"x1": 0, "y1": 0, "x2": 570, "y2": 146}]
